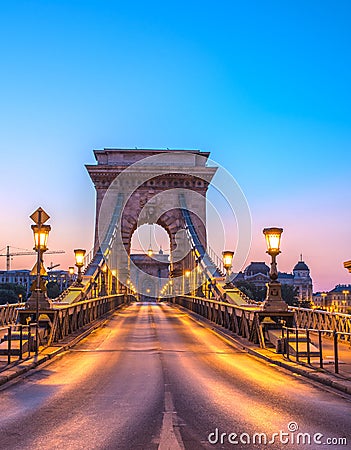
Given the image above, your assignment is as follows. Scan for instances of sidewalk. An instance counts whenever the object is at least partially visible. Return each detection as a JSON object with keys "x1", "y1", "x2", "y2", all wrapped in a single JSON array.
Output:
[
  {"x1": 174, "y1": 305, "x2": 351, "y2": 396},
  {"x1": 0, "y1": 313, "x2": 114, "y2": 388}
]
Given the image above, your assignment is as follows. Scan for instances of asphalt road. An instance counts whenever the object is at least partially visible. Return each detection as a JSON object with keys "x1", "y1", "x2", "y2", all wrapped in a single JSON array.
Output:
[{"x1": 0, "y1": 302, "x2": 350, "y2": 450}]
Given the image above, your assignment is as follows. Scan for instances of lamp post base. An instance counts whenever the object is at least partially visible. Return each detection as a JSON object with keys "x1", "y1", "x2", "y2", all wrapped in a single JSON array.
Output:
[
  {"x1": 262, "y1": 281, "x2": 288, "y2": 311},
  {"x1": 26, "y1": 292, "x2": 53, "y2": 310}
]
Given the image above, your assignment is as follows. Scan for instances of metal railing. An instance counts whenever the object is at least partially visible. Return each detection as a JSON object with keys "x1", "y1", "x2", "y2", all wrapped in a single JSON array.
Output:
[
  {"x1": 0, "y1": 323, "x2": 39, "y2": 366},
  {"x1": 173, "y1": 295, "x2": 262, "y2": 343},
  {"x1": 48, "y1": 294, "x2": 132, "y2": 345},
  {"x1": 291, "y1": 307, "x2": 351, "y2": 342},
  {"x1": 0, "y1": 302, "x2": 25, "y2": 326},
  {"x1": 282, "y1": 326, "x2": 351, "y2": 375}
]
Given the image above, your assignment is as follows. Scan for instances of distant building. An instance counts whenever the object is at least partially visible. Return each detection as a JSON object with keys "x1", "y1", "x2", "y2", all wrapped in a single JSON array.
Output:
[
  {"x1": 130, "y1": 248, "x2": 169, "y2": 301},
  {"x1": 0, "y1": 270, "x2": 32, "y2": 297},
  {"x1": 234, "y1": 258, "x2": 313, "y2": 302},
  {"x1": 313, "y1": 285, "x2": 351, "y2": 313},
  {"x1": 0, "y1": 269, "x2": 75, "y2": 299},
  {"x1": 47, "y1": 270, "x2": 75, "y2": 291}
]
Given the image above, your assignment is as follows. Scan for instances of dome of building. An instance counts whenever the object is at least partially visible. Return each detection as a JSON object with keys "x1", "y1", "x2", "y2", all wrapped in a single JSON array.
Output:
[
  {"x1": 293, "y1": 261, "x2": 309, "y2": 271},
  {"x1": 244, "y1": 262, "x2": 270, "y2": 276}
]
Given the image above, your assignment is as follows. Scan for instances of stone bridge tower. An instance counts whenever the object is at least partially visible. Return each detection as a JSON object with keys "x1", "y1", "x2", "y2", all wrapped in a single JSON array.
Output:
[{"x1": 86, "y1": 149, "x2": 216, "y2": 291}]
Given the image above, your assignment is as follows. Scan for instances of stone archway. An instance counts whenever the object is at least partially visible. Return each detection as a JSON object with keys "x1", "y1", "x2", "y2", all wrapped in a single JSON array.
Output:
[{"x1": 86, "y1": 149, "x2": 217, "y2": 294}]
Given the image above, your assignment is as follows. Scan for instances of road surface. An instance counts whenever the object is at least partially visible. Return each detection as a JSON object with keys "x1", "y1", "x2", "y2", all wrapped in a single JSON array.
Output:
[{"x1": 0, "y1": 302, "x2": 350, "y2": 449}]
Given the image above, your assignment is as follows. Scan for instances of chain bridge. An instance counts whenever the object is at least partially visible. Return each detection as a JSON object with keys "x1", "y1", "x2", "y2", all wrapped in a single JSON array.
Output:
[{"x1": 0, "y1": 149, "x2": 350, "y2": 449}]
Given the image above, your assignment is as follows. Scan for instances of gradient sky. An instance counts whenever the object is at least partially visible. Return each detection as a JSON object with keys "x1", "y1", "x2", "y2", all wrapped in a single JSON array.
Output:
[{"x1": 0, "y1": 1, "x2": 350, "y2": 291}]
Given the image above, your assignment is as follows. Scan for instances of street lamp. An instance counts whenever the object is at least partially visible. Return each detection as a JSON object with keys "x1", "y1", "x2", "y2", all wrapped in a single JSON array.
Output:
[
  {"x1": 32, "y1": 224, "x2": 51, "y2": 252},
  {"x1": 26, "y1": 207, "x2": 53, "y2": 324},
  {"x1": 321, "y1": 292, "x2": 327, "y2": 310},
  {"x1": 183, "y1": 269, "x2": 191, "y2": 295},
  {"x1": 222, "y1": 250, "x2": 234, "y2": 287},
  {"x1": 343, "y1": 260, "x2": 351, "y2": 273},
  {"x1": 68, "y1": 266, "x2": 74, "y2": 285},
  {"x1": 262, "y1": 227, "x2": 287, "y2": 311},
  {"x1": 342, "y1": 290, "x2": 349, "y2": 313},
  {"x1": 74, "y1": 249, "x2": 86, "y2": 286}
]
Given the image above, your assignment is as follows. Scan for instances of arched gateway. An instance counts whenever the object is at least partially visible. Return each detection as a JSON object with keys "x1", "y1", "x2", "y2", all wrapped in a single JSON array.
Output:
[{"x1": 86, "y1": 149, "x2": 217, "y2": 296}]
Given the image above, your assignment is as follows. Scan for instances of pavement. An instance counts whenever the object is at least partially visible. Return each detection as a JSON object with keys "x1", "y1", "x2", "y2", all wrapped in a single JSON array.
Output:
[
  {"x1": 1, "y1": 302, "x2": 350, "y2": 450},
  {"x1": 173, "y1": 304, "x2": 351, "y2": 396},
  {"x1": 0, "y1": 309, "x2": 120, "y2": 387},
  {"x1": 1, "y1": 302, "x2": 351, "y2": 397}
]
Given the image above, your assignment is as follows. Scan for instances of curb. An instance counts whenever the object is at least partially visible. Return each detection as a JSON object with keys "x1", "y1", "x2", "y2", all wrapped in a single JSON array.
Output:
[{"x1": 172, "y1": 303, "x2": 351, "y2": 396}]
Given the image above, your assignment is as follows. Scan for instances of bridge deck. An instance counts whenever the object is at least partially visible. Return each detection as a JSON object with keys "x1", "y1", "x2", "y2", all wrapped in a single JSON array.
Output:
[{"x1": 0, "y1": 302, "x2": 349, "y2": 449}]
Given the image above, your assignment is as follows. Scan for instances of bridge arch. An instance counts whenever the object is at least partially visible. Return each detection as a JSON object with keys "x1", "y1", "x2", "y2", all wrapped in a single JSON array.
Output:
[{"x1": 86, "y1": 149, "x2": 216, "y2": 295}]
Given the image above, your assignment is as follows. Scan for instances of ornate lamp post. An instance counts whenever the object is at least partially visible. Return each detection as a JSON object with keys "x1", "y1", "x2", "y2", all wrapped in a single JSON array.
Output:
[
  {"x1": 68, "y1": 266, "x2": 74, "y2": 285},
  {"x1": 74, "y1": 249, "x2": 86, "y2": 286},
  {"x1": 262, "y1": 227, "x2": 288, "y2": 311},
  {"x1": 222, "y1": 250, "x2": 234, "y2": 287},
  {"x1": 344, "y1": 260, "x2": 351, "y2": 273},
  {"x1": 27, "y1": 207, "x2": 53, "y2": 319},
  {"x1": 183, "y1": 269, "x2": 190, "y2": 295},
  {"x1": 342, "y1": 290, "x2": 349, "y2": 313}
]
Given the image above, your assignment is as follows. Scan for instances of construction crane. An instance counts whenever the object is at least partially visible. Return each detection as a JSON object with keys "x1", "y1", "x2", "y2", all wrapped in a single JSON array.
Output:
[
  {"x1": 47, "y1": 262, "x2": 60, "y2": 271},
  {"x1": 0, "y1": 246, "x2": 65, "y2": 271}
]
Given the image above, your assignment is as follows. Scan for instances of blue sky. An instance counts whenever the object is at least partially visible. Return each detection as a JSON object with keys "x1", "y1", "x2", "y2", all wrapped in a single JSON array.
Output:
[{"x1": 0, "y1": 1, "x2": 350, "y2": 290}]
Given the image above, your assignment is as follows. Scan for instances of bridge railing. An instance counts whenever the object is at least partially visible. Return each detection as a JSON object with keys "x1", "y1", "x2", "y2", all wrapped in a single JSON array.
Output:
[
  {"x1": 48, "y1": 294, "x2": 133, "y2": 345},
  {"x1": 291, "y1": 307, "x2": 351, "y2": 342},
  {"x1": 172, "y1": 295, "x2": 276, "y2": 347},
  {"x1": 0, "y1": 303, "x2": 25, "y2": 326}
]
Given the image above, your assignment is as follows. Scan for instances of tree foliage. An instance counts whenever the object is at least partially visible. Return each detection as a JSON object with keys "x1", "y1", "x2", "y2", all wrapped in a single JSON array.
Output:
[
  {"x1": 234, "y1": 281, "x2": 266, "y2": 302},
  {"x1": 0, "y1": 283, "x2": 27, "y2": 305},
  {"x1": 46, "y1": 281, "x2": 61, "y2": 299},
  {"x1": 280, "y1": 284, "x2": 299, "y2": 306}
]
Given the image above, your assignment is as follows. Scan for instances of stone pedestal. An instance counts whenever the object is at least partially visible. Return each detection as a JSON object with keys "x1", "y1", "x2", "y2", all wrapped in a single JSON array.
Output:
[
  {"x1": 262, "y1": 281, "x2": 288, "y2": 311},
  {"x1": 25, "y1": 291, "x2": 53, "y2": 310}
]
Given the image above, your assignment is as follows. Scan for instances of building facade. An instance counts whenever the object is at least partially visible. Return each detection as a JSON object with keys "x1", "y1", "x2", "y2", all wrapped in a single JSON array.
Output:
[
  {"x1": 234, "y1": 259, "x2": 313, "y2": 302},
  {"x1": 313, "y1": 285, "x2": 351, "y2": 313},
  {"x1": 130, "y1": 249, "x2": 169, "y2": 301},
  {"x1": 0, "y1": 269, "x2": 75, "y2": 299}
]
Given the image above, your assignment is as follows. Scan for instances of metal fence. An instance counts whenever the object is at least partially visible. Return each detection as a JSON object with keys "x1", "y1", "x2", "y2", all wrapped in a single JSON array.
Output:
[
  {"x1": 282, "y1": 326, "x2": 351, "y2": 374},
  {"x1": 48, "y1": 294, "x2": 131, "y2": 345},
  {"x1": 173, "y1": 295, "x2": 279, "y2": 345},
  {"x1": 0, "y1": 302, "x2": 25, "y2": 326},
  {"x1": 291, "y1": 307, "x2": 351, "y2": 342},
  {"x1": 0, "y1": 323, "x2": 39, "y2": 365}
]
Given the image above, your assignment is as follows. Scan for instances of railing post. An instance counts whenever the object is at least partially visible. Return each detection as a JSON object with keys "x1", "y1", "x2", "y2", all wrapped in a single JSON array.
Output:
[
  {"x1": 35, "y1": 322, "x2": 39, "y2": 355},
  {"x1": 7, "y1": 326, "x2": 11, "y2": 365},
  {"x1": 19, "y1": 324, "x2": 23, "y2": 360},
  {"x1": 27, "y1": 326, "x2": 31, "y2": 357},
  {"x1": 286, "y1": 328, "x2": 290, "y2": 360},
  {"x1": 306, "y1": 328, "x2": 310, "y2": 365},
  {"x1": 319, "y1": 330, "x2": 323, "y2": 369},
  {"x1": 334, "y1": 331, "x2": 339, "y2": 374},
  {"x1": 295, "y1": 327, "x2": 299, "y2": 363}
]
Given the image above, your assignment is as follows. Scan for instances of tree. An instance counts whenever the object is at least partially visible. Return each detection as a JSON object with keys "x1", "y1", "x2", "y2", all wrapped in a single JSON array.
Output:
[
  {"x1": 281, "y1": 284, "x2": 299, "y2": 306},
  {"x1": 0, "y1": 283, "x2": 27, "y2": 305},
  {"x1": 46, "y1": 281, "x2": 61, "y2": 299},
  {"x1": 234, "y1": 281, "x2": 266, "y2": 302}
]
